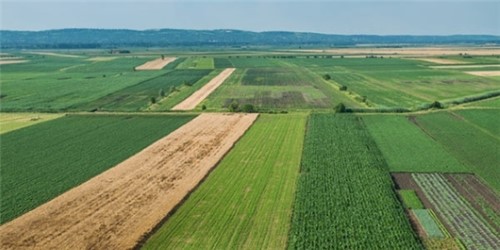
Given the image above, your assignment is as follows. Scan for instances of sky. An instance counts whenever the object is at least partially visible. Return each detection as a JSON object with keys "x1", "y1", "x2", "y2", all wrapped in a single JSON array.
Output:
[{"x1": 1, "y1": 0, "x2": 499, "y2": 35}]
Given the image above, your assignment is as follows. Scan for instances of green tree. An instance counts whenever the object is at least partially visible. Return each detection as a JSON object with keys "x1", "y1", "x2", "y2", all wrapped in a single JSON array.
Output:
[
  {"x1": 334, "y1": 103, "x2": 346, "y2": 113},
  {"x1": 150, "y1": 97, "x2": 156, "y2": 104},
  {"x1": 159, "y1": 88, "x2": 165, "y2": 97}
]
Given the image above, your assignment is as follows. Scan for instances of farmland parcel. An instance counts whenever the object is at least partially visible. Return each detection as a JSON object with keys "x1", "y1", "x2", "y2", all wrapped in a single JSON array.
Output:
[
  {"x1": 0, "y1": 113, "x2": 257, "y2": 249},
  {"x1": 144, "y1": 114, "x2": 306, "y2": 249},
  {"x1": 0, "y1": 114, "x2": 195, "y2": 224}
]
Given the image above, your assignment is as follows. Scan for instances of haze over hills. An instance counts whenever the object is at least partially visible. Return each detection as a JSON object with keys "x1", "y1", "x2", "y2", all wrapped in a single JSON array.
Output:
[{"x1": 1, "y1": 28, "x2": 499, "y2": 49}]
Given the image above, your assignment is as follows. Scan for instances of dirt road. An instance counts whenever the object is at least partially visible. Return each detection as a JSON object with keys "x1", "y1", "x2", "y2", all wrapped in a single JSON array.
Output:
[{"x1": 0, "y1": 113, "x2": 258, "y2": 249}]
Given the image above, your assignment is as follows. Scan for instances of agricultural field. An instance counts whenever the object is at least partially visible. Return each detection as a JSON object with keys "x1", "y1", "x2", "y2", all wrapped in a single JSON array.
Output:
[
  {"x1": 78, "y1": 69, "x2": 213, "y2": 111},
  {"x1": 0, "y1": 47, "x2": 499, "y2": 250},
  {"x1": 144, "y1": 114, "x2": 306, "y2": 249},
  {"x1": 413, "y1": 173, "x2": 499, "y2": 249},
  {"x1": 363, "y1": 114, "x2": 468, "y2": 173},
  {"x1": 414, "y1": 111, "x2": 500, "y2": 190},
  {"x1": 201, "y1": 66, "x2": 360, "y2": 111},
  {"x1": 288, "y1": 114, "x2": 421, "y2": 249},
  {"x1": 0, "y1": 114, "x2": 195, "y2": 224},
  {"x1": 0, "y1": 112, "x2": 63, "y2": 134},
  {"x1": 0, "y1": 113, "x2": 257, "y2": 249}
]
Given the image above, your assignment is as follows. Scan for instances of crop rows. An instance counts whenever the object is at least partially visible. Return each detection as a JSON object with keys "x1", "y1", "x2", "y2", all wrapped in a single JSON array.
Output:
[
  {"x1": 412, "y1": 173, "x2": 499, "y2": 249},
  {"x1": 288, "y1": 114, "x2": 421, "y2": 249},
  {"x1": 143, "y1": 114, "x2": 307, "y2": 249},
  {"x1": 0, "y1": 114, "x2": 195, "y2": 224}
]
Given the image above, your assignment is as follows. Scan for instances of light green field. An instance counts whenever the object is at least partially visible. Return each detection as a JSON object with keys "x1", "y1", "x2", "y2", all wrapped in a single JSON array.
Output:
[
  {"x1": 0, "y1": 113, "x2": 64, "y2": 134},
  {"x1": 176, "y1": 57, "x2": 214, "y2": 69},
  {"x1": 362, "y1": 114, "x2": 468, "y2": 173},
  {"x1": 144, "y1": 114, "x2": 307, "y2": 249},
  {"x1": 398, "y1": 190, "x2": 425, "y2": 209}
]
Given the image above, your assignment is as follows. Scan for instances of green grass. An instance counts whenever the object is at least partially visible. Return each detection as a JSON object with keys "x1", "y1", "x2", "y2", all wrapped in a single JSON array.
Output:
[
  {"x1": 241, "y1": 68, "x2": 311, "y2": 86},
  {"x1": 0, "y1": 114, "x2": 195, "y2": 224},
  {"x1": 412, "y1": 209, "x2": 445, "y2": 238},
  {"x1": 398, "y1": 190, "x2": 425, "y2": 209},
  {"x1": 288, "y1": 114, "x2": 422, "y2": 249},
  {"x1": 176, "y1": 57, "x2": 214, "y2": 69},
  {"x1": 415, "y1": 112, "x2": 500, "y2": 191},
  {"x1": 214, "y1": 57, "x2": 234, "y2": 68},
  {"x1": 362, "y1": 115, "x2": 468, "y2": 172},
  {"x1": 78, "y1": 69, "x2": 213, "y2": 111},
  {"x1": 0, "y1": 113, "x2": 64, "y2": 134},
  {"x1": 143, "y1": 114, "x2": 307, "y2": 250}
]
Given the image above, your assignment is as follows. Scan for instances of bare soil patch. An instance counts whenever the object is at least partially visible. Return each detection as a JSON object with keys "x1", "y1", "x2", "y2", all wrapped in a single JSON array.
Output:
[
  {"x1": 465, "y1": 71, "x2": 500, "y2": 77},
  {"x1": 172, "y1": 68, "x2": 236, "y2": 110},
  {"x1": 134, "y1": 57, "x2": 176, "y2": 70},
  {"x1": 416, "y1": 58, "x2": 467, "y2": 64},
  {"x1": 293, "y1": 47, "x2": 500, "y2": 56},
  {"x1": 26, "y1": 52, "x2": 82, "y2": 58},
  {"x1": 0, "y1": 60, "x2": 28, "y2": 65},
  {"x1": 86, "y1": 57, "x2": 117, "y2": 62},
  {"x1": 431, "y1": 64, "x2": 500, "y2": 69},
  {"x1": 0, "y1": 113, "x2": 257, "y2": 249}
]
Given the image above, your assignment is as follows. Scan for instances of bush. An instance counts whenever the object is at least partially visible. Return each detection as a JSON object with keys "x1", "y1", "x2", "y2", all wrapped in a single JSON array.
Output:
[
  {"x1": 150, "y1": 97, "x2": 156, "y2": 104},
  {"x1": 334, "y1": 103, "x2": 346, "y2": 113},
  {"x1": 241, "y1": 104, "x2": 255, "y2": 113},
  {"x1": 229, "y1": 100, "x2": 239, "y2": 112},
  {"x1": 323, "y1": 74, "x2": 331, "y2": 80},
  {"x1": 430, "y1": 101, "x2": 443, "y2": 109},
  {"x1": 339, "y1": 85, "x2": 347, "y2": 91},
  {"x1": 159, "y1": 88, "x2": 165, "y2": 97},
  {"x1": 201, "y1": 104, "x2": 207, "y2": 111}
]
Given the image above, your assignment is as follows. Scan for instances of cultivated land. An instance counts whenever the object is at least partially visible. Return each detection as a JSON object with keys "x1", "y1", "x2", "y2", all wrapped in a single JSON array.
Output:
[
  {"x1": 134, "y1": 57, "x2": 177, "y2": 70},
  {"x1": 0, "y1": 112, "x2": 63, "y2": 134},
  {"x1": 0, "y1": 114, "x2": 195, "y2": 224},
  {"x1": 172, "y1": 68, "x2": 235, "y2": 110},
  {"x1": 288, "y1": 114, "x2": 421, "y2": 249},
  {"x1": 0, "y1": 113, "x2": 257, "y2": 249},
  {"x1": 0, "y1": 46, "x2": 498, "y2": 249},
  {"x1": 144, "y1": 114, "x2": 306, "y2": 249}
]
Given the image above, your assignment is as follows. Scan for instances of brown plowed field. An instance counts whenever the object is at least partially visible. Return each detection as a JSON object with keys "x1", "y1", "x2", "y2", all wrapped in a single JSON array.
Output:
[
  {"x1": 0, "y1": 113, "x2": 258, "y2": 250},
  {"x1": 134, "y1": 57, "x2": 176, "y2": 70},
  {"x1": 465, "y1": 71, "x2": 500, "y2": 76},
  {"x1": 172, "y1": 68, "x2": 235, "y2": 110}
]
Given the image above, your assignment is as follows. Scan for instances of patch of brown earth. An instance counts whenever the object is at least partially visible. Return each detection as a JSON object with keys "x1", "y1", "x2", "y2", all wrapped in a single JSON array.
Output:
[
  {"x1": 465, "y1": 71, "x2": 500, "y2": 77},
  {"x1": 431, "y1": 64, "x2": 500, "y2": 69},
  {"x1": 172, "y1": 68, "x2": 236, "y2": 110},
  {"x1": 0, "y1": 113, "x2": 258, "y2": 249},
  {"x1": 0, "y1": 60, "x2": 28, "y2": 65},
  {"x1": 416, "y1": 58, "x2": 467, "y2": 64},
  {"x1": 134, "y1": 57, "x2": 177, "y2": 70}
]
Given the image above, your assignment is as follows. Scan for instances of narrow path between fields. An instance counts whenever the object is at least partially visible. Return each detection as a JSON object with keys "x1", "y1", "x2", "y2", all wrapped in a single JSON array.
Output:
[
  {"x1": 172, "y1": 68, "x2": 235, "y2": 110},
  {"x1": 0, "y1": 113, "x2": 258, "y2": 250},
  {"x1": 135, "y1": 57, "x2": 177, "y2": 70}
]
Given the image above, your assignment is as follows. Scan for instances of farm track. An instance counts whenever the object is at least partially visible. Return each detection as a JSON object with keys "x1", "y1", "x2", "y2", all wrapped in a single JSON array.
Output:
[
  {"x1": 0, "y1": 113, "x2": 257, "y2": 249},
  {"x1": 172, "y1": 68, "x2": 235, "y2": 110}
]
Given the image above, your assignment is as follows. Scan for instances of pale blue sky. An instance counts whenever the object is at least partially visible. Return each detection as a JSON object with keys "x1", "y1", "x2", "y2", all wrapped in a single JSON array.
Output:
[{"x1": 1, "y1": 0, "x2": 499, "y2": 35}]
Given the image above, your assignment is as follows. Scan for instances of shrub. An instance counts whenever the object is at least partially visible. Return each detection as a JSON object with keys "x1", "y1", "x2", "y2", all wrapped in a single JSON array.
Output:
[
  {"x1": 229, "y1": 100, "x2": 239, "y2": 112},
  {"x1": 334, "y1": 103, "x2": 346, "y2": 113},
  {"x1": 323, "y1": 74, "x2": 331, "y2": 80},
  {"x1": 150, "y1": 97, "x2": 156, "y2": 104},
  {"x1": 241, "y1": 104, "x2": 255, "y2": 113}
]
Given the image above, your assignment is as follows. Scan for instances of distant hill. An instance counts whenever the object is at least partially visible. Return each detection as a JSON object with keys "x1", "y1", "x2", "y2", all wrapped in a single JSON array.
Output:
[{"x1": 1, "y1": 29, "x2": 499, "y2": 48}]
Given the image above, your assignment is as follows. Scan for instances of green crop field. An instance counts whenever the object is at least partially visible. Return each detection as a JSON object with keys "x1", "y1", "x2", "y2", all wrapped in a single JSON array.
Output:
[
  {"x1": 143, "y1": 114, "x2": 306, "y2": 249},
  {"x1": 0, "y1": 55, "x2": 166, "y2": 111},
  {"x1": 0, "y1": 114, "x2": 195, "y2": 224},
  {"x1": 414, "y1": 112, "x2": 500, "y2": 190},
  {"x1": 412, "y1": 209, "x2": 445, "y2": 238},
  {"x1": 202, "y1": 65, "x2": 361, "y2": 111},
  {"x1": 362, "y1": 114, "x2": 468, "y2": 172},
  {"x1": 288, "y1": 114, "x2": 421, "y2": 249},
  {"x1": 399, "y1": 190, "x2": 425, "y2": 209},
  {"x1": 0, "y1": 46, "x2": 498, "y2": 249},
  {"x1": 78, "y1": 69, "x2": 213, "y2": 111}
]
